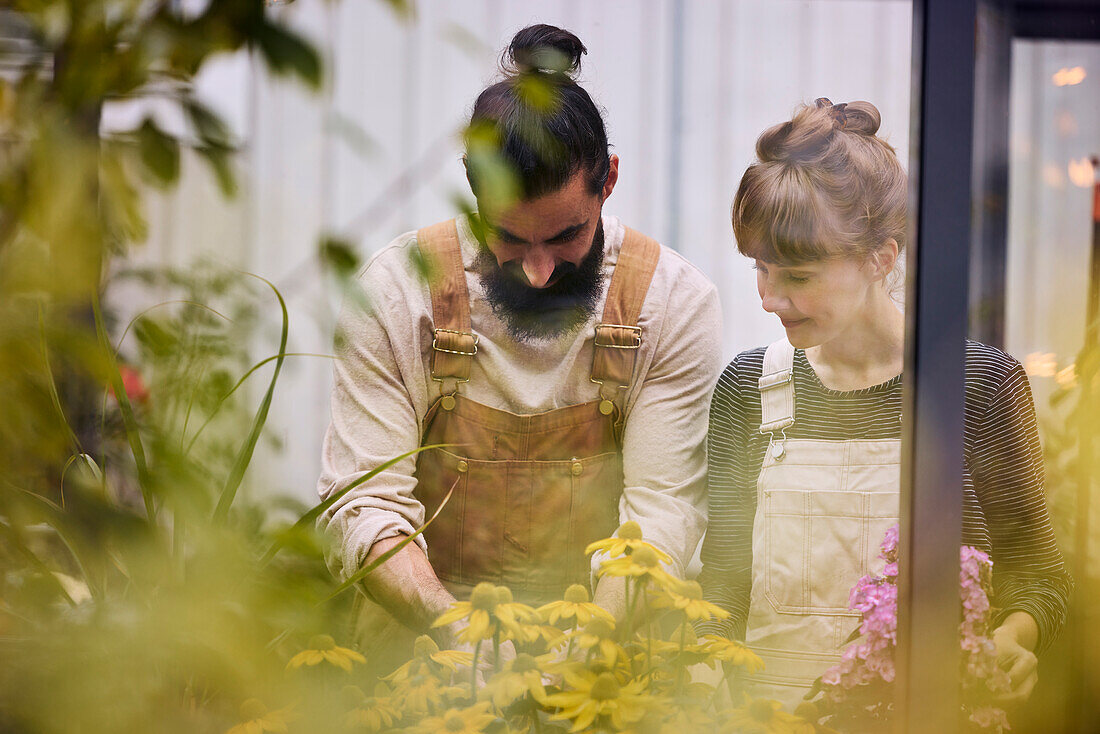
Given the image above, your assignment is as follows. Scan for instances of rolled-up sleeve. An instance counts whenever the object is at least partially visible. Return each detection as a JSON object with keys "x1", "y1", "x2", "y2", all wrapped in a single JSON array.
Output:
[
  {"x1": 317, "y1": 261, "x2": 427, "y2": 582},
  {"x1": 611, "y1": 276, "x2": 723, "y2": 579}
]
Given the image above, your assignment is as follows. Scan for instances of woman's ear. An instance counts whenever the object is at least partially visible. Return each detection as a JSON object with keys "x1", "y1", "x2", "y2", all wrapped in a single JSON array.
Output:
[{"x1": 870, "y1": 239, "x2": 900, "y2": 281}]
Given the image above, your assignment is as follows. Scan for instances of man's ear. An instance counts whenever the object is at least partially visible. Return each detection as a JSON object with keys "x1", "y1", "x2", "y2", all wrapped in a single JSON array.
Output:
[
  {"x1": 463, "y1": 155, "x2": 475, "y2": 193},
  {"x1": 600, "y1": 155, "x2": 620, "y2": 202}
]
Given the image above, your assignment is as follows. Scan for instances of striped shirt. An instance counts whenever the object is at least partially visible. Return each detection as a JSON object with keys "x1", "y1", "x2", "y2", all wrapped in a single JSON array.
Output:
[{"x1": 697, "y1": 341, "x2": 1072, "y2": 652}]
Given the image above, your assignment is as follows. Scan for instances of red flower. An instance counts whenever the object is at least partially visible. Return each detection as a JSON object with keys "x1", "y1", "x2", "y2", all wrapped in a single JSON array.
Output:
[{"x1": 110, "y1": 364, "x2": 150, "y2": 404}]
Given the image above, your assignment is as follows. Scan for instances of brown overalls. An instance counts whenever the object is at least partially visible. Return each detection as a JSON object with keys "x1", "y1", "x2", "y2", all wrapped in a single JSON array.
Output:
[{"x1": 353, "y1": 218, "x2": 660, "y2": 668}]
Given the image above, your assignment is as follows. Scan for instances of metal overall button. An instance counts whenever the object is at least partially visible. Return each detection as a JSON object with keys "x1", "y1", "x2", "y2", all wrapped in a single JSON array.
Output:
[
  {"x1": 456, "y1": 460, "x2": 468, "y2": 473},
  {"x1": 571, "y1": 459, "x2": 583, "y2": 476}
]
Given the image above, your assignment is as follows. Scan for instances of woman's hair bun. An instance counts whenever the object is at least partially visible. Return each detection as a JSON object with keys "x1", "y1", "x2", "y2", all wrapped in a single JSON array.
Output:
[
  {"x1": 832, "y1": 99, "x2": 881, "y2": 136},
  {"x1": 504, "y1": 24, "x2": 586, "y2": 79},
  {"x1": 755, "y1": 98, "x2": 882, "y2": 164}
]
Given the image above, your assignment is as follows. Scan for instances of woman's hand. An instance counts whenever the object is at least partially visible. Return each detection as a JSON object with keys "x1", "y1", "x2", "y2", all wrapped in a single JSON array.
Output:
[{"x1": 991, "y1": 612, "x2": 1039, "y2": 704}]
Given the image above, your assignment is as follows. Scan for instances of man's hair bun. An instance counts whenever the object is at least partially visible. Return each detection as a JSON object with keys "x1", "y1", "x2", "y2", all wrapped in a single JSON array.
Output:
[{"x1": 503, "y1": 24, "x2": 586, "y2": 79}]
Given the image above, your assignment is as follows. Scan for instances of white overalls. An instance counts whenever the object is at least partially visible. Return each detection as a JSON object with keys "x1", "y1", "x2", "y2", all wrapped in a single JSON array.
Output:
[{"x1": 745, "y1": 339, "x2": 900, "y2": 708}]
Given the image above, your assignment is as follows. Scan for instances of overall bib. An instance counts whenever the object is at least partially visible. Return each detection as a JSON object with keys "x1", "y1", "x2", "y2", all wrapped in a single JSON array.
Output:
[
  {"x1": 745, "y1": 339, "x2": 900, "y2": 709},
  {"x1": 353, "y1": 219, "x2": 660, "y2": 670}
]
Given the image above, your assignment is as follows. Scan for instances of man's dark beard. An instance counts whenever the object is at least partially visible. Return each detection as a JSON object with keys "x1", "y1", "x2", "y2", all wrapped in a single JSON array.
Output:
[{"x1": 477, "y1": 220, "x2": 605, "y2": 341}]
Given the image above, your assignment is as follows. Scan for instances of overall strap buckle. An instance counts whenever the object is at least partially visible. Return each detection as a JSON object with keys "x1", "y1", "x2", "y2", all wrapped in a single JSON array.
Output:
[{"x1": 590, "y1": 226, "x2": 661, "y2": 408}]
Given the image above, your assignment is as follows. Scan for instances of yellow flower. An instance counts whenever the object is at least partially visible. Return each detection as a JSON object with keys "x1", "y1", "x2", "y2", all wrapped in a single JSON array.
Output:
[
  {"x1": 433, "y1": 582, "x2": 499, "y2": 643},
  {"x1": 391, "y1": 671, "x2": 449, "y2": 714},
  {"x1": 417, "y1": 702, "x2": 497, "y2": 734},
  {"x1": 544, "y1": 671, "x2": 651, "y2": 732},
  {"x1": 286, "y1": 634, "x2": 366, "y2": 672},
  {"x1": 722, "y1": 696, "x2": 814, "y2": 734},
  {"x1": 585, "y1": 521, "x2": 673, "y2": 563},
  {"x1": 700, "y1": 635, "x2": 765, "y2": 675},
  {"x1": 597, "y1": 545, "x2": 676, "y2": 589},
  {"x1": 650, "y1": 579, "x2": 731, "y2": 622},
  {"x1": 492, "y1": 586, "x2": 541, "y2": 641},
  {"x1": 571, "y1": 617, "x2": 625, "y2": 667},
  {"x1": 385, "y1": 635, "x2": 472, "y2": 683},
  {"x1": 225, "y1": 698, "x2": 292, "y2": 734},
  {"x1": 478, "y1": 652, "x2": 550, "y2": 708},
  {"x1": 538, "y1": 584, "x2": 616, "y2": 627},
  {"x1": 342, "y1": 684, "x2": 400, "y2": 732},
  {"x1": 432, "y1": 583, "x2": 538, "y2": 644}
]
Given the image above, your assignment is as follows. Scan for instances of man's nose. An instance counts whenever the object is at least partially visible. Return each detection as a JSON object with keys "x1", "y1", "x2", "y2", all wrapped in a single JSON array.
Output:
[{"x1": 521, "y1": 247, "x2": 557, "y2": 288}]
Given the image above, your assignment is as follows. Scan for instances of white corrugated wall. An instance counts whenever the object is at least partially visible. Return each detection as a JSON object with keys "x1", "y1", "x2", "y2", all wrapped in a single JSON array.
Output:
[{"x1": 114, "y1": 0, "x2": 913, "y2": 502}]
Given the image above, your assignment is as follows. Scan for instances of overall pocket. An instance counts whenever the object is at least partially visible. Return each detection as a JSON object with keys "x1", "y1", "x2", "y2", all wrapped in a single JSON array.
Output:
[{"x1": 762, "y1": 489, "x2": 896, "y2": 614}]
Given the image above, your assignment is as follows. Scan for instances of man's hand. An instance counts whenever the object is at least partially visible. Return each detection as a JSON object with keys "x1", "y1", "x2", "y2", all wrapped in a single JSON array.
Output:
[{"x1": 991, "y1": 612, "x2": 1039, "y2": 704}]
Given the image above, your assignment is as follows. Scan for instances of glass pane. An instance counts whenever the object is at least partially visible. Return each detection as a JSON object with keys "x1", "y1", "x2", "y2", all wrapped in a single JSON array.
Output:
[{"x1": 996, "y1": 36, "x2": 1100, "y2": 731}]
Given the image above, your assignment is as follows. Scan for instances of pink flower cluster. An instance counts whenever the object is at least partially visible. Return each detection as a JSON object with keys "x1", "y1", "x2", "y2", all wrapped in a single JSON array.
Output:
[
  {"x1": 959, "y1": 547, "x2": 1011, "y2": 696},
  {"x1": 814, "y1": 525, "x2": 1011, "y2": 733}
]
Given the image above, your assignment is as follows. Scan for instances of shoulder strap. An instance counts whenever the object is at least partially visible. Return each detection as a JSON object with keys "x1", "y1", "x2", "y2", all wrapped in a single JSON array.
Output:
[
  {"x1": 417, "y1": 219, "x2": 477, "y2": 383},
  {"x1": 590, "y1": 226, "x2": 661, "y2": 394},
  {"x1": 758, "y1": 338, "x2": 796, "y2": 434}
]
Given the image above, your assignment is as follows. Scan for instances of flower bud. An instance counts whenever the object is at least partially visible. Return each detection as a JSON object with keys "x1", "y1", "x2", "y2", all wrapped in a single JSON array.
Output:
[
  {"x1": 470, "y1": 582, "x2": 499, "y2": 611},
  {"x1": 563, "y1": 584, "x2": 589, "y2": 603},
  {"x1": 617, "y1": 520, "x2": 643, "y2": 540}
]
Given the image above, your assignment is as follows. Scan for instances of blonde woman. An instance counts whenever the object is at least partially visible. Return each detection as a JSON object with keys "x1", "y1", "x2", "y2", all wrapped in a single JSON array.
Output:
[{"x1": 697, "y1": 99, "x2": 1071, "y2": 708}]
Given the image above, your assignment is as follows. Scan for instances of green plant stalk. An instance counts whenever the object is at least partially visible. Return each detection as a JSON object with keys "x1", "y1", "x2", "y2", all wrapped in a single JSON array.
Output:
[
  {"x1": 92, "y1": 290, "x2": 157, "y2": 521},
  {"x1": 642, "y1": 579, "x2": 653, "y2": 681},
  {"x1": 0, "y1": 515, "x2": 76, "y2": 607},
  {"x1": 38, "y1": 304, "x2": 82, "y2": 455},
  {"x1": 676, "y1": 619, "x2": 687, "y2": 695},
  {"x1": 623, "y1": 576, "x2": 636, "y2": 676},
  {"x1": 185, "y1": 351, "x2": 335, "y2": 455},
  {"x1": 261, "y1": 444, "x2": 448, "y2": 566},
  {"x1": 471, "y1": 639, "x2": 482, "y2": 697},
  {"x1": 11, "y1": 485, "x2": 104, "y2": 601},
  {"x1": 213, "y1": 274, "x2": 288, "y2": 522},
  {"x1": 493, "y1": 629, "x2": 501, "y2": 676}
]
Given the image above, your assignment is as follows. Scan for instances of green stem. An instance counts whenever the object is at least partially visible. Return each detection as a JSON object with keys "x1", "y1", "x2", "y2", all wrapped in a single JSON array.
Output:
[
  {"x1": 493, "y1": 630, "x2": 501, "y2": 676},
  {"x1": 471, "y1": 639, "x2": 482, "y2": 698},
  {"x1": 641, "y1": 579, "x2": 653, "y2": 680},
  {"x1": 676, "y1": 620, "x2": 687, "y2": 694},
  {"x1": 92, "y1": 291, "x2": 156, "y2": 521}
]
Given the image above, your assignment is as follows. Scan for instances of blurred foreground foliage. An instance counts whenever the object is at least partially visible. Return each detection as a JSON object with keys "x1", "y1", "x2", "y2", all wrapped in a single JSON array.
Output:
[{"x1": 0, "y1": 2, "x2": 350, "y2": 731}]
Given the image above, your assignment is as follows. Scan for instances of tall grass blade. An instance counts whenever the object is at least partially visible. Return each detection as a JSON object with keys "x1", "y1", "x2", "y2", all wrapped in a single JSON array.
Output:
[
  {"x1": 259, "y1": 443, "x2": 446, "y2": 566},
  {"x1": 212, "y1": 275, "x2": 288, "y2": 522}
]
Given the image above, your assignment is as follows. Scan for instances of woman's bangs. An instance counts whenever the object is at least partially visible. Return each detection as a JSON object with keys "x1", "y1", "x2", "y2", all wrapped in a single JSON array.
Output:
[{"x1": 735, "y1": 177, "x2": 838, "y2": 264}]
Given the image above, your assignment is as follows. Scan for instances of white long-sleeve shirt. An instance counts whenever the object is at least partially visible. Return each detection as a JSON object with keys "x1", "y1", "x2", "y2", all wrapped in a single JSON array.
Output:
[{"x1": 318, "y1": 214, "x2": 722, "y2": 582}]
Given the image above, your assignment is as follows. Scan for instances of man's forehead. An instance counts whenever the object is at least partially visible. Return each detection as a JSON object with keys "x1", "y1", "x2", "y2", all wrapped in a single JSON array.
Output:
[{"x1": 481, "y1": 171, "x2": 597, "y2": 239}]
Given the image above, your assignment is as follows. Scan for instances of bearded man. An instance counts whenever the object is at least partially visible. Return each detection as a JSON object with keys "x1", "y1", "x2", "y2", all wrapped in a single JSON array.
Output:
[{"x1": 318, "y1": 24, "x2": 721, "y2": 667}]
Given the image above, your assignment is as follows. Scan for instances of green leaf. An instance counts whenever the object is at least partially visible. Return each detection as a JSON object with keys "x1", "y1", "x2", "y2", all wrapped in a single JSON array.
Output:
[
  {"x1": 318, "y1": 236, "x2": 359, "y2": 278},
  {"x1": 136, "y1": 118, "x2": 180, "y2": 186},
  {"x1": 252, "y1": 20, "x2": 322, "y2": 89},
  {"x1": 196, "y1": 145, "x2": 238, "y2": 198},
  {"x1": 183, "y1": 98, "x2": 232, "y2": 147}
]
